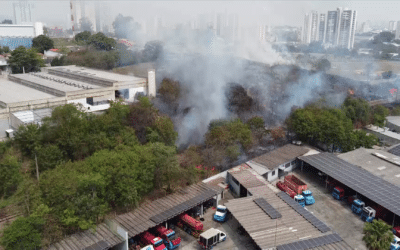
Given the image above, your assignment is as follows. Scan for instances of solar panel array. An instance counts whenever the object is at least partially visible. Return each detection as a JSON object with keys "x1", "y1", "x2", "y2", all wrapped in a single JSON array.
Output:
[
  {"x1": 253, "y1": 198, "x2": 282, "y2": 219},
  {"x1": 299, "y1": 152, "x2": 400, "y2": 217},
  {"x1": 83, "y1": 240, "x2": 110, "y2": 250},
  {"x1": 388, "y1": 145, "x2": 400, "y2": 156},
  {"x1": 150, "y1": 189, "x2": 217, "y2": 224},
  {"x1": 276, "y1": 233, "x2": 343, "y2": 250},
  {"x1": 277, "y1": 192, "x2": 330, "y2": 233}
]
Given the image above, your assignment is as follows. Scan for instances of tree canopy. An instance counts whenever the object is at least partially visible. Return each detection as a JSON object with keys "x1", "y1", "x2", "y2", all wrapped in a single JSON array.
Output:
[
  {"x1": 112, "y1": 14, "x2": 141, "y2": 39},
  {"x1": 1, "y1": 19, "x2": 12, "y2": 24},
  {"x1": 314, "y1": 58, "x2": 331, "y2": 72},
  {"x1": 342, "y1": 97, "x2": 371, "y2": 127},
  {"x1": 8, "y1": 46, "x2": 45, "y2": 74},
  {"x1": 287, "y1": 105, "x2": 378, "y2": 152},
  {"x1": 87, "y1": 32, "x2": 116, "y2": 51},
  {"x1": 79, "y1": 17, "x2": 93, "y2": 32},
  {"x1": 142, "y1": 40, "x2": 163, "y2": 62},
  {"x1": 0, "y1": 46, "x2": 10, "y2": 54},
  {"x1": 32, "y1": 35, "x2": 54, "y2": 54},
  {"x1": 363, "y1": 219, "x2": 394, "y2": 250},
  {"x1": 74, "y1": 31, "x2": 91, "y2": 44}
]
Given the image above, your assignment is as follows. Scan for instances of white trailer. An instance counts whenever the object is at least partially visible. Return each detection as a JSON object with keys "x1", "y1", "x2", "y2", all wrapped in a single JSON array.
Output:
[{"x1": 198, "y1": 228, "x2": 226, "y2": 249}]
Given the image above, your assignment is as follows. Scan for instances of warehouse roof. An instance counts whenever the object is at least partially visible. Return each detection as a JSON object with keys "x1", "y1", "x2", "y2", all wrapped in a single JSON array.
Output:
[
  {"x1": 48, "y1": 65, "x2": 147, "y2": 83},
  {"x1": 387, "y1": 116, "x2": 400, "y2": 126},
  {"x1": 338, "y1": 148, "x2": 400, "y2": 186},
  {"x1": 388, "y1": 143, "x2": 400, "y2": 156},
  {"x1": 299, "y1": 152, "x2": 400, "y2": 217},
  {"x1": 250, "y1": 144, "x2": 310, "y2": 170},
  {"x1": 0, "y1": 24, "x2": 35, "y2": 37},
  {"x1": 0, "y1": 78, "x2": 56, "y2": 104},
  {"x1": 365, "y1": 125, "x2": 400, "y2": 141},
  {"x1": 224, "y1": 183, "x2": 350, "y2": 249},
  {"x1": 49, "y1": 182, "x2": 219, "y2": 249}
]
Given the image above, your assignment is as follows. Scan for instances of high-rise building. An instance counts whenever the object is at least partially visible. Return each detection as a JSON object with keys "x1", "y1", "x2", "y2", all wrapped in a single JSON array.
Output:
[
  {"x1": 338, "y1": 9, "x2": 357, "y2": 49},
  {"x1": 390, "y1": 21, "x2": 397, "y2": 31},
  {"x1": 396, "y1": 22, "x2": 400, "y2": 40},
  {"x1": 13, "y1": 0, "x2": 34, "y2": 24},
  {"x1": 302, "y1": 11, "x2": 318, "y2": 44},
  {"x1": 360, "y1": 22, "x2": 370, "y2": 33},
  {"x1": 318, "y1": 14, "x2": 326, "y2": 42},
  {"x1": 325, "y1": 10, "x2": 339, "y2": 45}
]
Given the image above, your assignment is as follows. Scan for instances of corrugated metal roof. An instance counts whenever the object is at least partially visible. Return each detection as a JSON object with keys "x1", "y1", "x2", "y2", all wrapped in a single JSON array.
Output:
[
  {"x1": 230, "y1": 169, "x2": 266, "y2": 189},
  {"x1": 49, "y1": 182, "x2": 219, "y2": 250},
  {"x1": 251, "y1": 144, "x2": 310, "y2": 170},
  {"x1": 299, "y1": 152, "x2": 400, "y2": 217},
  {"x1": 225, "y1": 184, "x2": 322, "y2": 248}
]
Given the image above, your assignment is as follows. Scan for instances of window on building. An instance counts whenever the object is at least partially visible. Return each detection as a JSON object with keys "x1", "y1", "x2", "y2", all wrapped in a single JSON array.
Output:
[
  {"x1": 291, "y1": 160, "x2": 296, "y2": 166},
  {"x1": 285, "y1": 163, "x2": 290, "y2": 168},
  {"x1": 272, "y1": 170, "x2": 276, "y2": 176}
]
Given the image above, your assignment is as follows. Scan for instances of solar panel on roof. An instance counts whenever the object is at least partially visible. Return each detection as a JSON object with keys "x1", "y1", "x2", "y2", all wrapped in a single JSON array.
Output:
[
  {"x1": 277, "y1": 233, "x2": 343, "y2": 250},
  {"x1": 299, "y1": 153, "x2": 400, "y2": 217},
  {"x1": 253, "y1": 198, "x2": 282, "y2": 219},
  {"x1": 277, "y1": 192, "x2": 330, "y2": 233}
]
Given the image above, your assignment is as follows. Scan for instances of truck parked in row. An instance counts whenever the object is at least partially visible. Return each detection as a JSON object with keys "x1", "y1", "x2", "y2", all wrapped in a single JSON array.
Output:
[
  {"x1": 213, "y1": 205, "x2": 227, "y2": 222},
  {"x1": 198, "y1": 228, "x2": 226, "y2": 249},
  {"x1": 391, "y1": 236, "x2": 400, "y2": 250},
  {"x1": 351, "y1": 199, "x2": 365, "y2": 215},
  {"x1": 176, "y1": 213, "x2": 204, "y2": 238},
  {"x1": 302, "y1": 190, "x2": 315, "y2": 205},
  {"x1": 277, "y1": 181, "x2": 305, "y2": 206},
  {"x1": 138, "y1": 232, "x2": 168, "y2": 250},
  {"x1": 284, "y1": 175, "x2": 308, "y2": 194},
  {"x1": 155, "y1": 225, "x2": 181, "y2": 250}
]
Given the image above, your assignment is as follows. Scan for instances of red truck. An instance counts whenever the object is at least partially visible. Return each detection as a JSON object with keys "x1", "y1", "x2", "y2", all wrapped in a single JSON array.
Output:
[
  {"x1": 284, "y1": 175, "x2": 307, "y2": 194},
  {"x1": 155, "y1": 225, "x2": 181, "y2": 250},
  {"x1": 138, "y1": 231, "x2": 167, "y2": 250},
  {"x1": 276, "y1": 181, "x2": 297, "y2": 198},
  {"x1": 177, "y1": 213, "x2": 204, "y2": 238}
]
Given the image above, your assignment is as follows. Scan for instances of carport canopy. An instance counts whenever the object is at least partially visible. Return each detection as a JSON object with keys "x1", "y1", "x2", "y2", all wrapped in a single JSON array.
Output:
[{"x1": 299, "y1": 152, "x2": 400, "y2": 217}]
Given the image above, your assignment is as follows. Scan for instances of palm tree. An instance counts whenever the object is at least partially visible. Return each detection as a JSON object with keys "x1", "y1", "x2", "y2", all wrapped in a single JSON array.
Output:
[{"x1": 363, "y1": 219, "x2": 394, "y2": 250}]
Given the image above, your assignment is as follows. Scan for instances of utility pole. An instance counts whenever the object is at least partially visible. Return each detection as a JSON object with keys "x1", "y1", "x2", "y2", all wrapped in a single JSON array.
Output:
[{"x1": 35, "y1": 153, "x2": 39, "y2": 181}]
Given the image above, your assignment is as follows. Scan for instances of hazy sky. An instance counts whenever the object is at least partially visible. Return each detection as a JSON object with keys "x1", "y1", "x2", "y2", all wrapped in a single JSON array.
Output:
[{"x1": 0, "y1": 0, "x2": 399, "y2": 28}]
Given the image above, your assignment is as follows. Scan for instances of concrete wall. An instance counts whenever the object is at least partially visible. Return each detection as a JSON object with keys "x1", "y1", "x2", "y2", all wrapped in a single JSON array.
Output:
[
  {"x1": 227, "y1": 172, "x2": 241, "y2": 196},
  {"x1": 365, "y1": 129, "x2": 400, "y2": 146},
  {"x1": 387, "y1": 121, "x2": 400, "y2": 132}
]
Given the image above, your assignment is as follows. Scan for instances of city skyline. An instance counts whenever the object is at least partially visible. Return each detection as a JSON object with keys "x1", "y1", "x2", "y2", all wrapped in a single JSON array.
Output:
[{"x1": 0, "y1": 1, "x2": 400, "y2": 30}]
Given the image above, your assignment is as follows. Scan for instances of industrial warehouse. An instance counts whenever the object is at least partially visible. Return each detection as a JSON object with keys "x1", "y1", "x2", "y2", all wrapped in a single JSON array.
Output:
[{"x1": 0, "y1": 65, "x2": 155, "y2": 138}]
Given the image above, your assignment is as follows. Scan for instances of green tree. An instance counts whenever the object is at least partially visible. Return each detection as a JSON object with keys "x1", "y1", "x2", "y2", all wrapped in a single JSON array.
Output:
[
  {"x1": 342, "y1": 97, "x2": 371, "y2": 126},
  {"x1": 363, "y1": 219, "x2": 394, "y2": 250},
  {"x1": 50, "y1": 55, "x2": 67, "y2": 66},
  {"x1": 373, "y1": 105, "x2": 390, "y2": 127},
  {"x1": 158, "y1": 78, "x2": 181, "y2": 105},
  {"x1": 0, "y1": 216, "x2": 44, "y2": 250},
  {"x1": 0, "y1": 151, "x2": 22, "y2": 198},
  {"x1": 8, "y1": 46, "x2": 45, "y2": 73},
  {"x1": 14, "y1": 123, "x2": 42, "y2": 157},
  {"x1": 147, "y1": 116, "x2": 178, "y2": 146},
  {"x1": 88, "y1": 32, "x2": 116, "y2": 51},
  {"x1": 34, "y1": 144, "x2": 64, "y2": 173},
  {"x1": 32, "y1": 35, "x2": 54, "y2": 54},
  {"x1": 0, "y1": 46, "x2": 10, "y2": 54},
  {"x1": 373, "y1": 31, "x2": 395, "y2": 43},
  {"x1": 74, "y1": 31, "x2": 91, "y2": 44}
]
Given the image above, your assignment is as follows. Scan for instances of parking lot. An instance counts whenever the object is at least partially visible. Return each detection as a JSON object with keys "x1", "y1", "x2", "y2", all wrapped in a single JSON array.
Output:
[
  {"x1": 288, "y1": 169, "x2": 368, "y2": 250},
  {"x1": 176, "y1": 192, "x2": 258, "y2": 250}
]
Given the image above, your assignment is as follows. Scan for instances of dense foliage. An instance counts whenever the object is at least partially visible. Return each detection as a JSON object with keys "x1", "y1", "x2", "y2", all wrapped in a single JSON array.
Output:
[
  {"x1": 74, "y1": 31, "x2": 91, "y2": 44},
  {"x1": 363, "y1": 220, "x2": 394, "y2": 250},
  {"x1": 32, "y1": 35, "x2": 54, "y2": 54},
  {"x1": 8, "y1": 46, "x2": 45, "y2": 73},
  {"x1": 0, "y1": 46, "x2": 10, "y2": 54},
  {"x1": 287, "y1": 105, "x2": 378, "y2": 152}
]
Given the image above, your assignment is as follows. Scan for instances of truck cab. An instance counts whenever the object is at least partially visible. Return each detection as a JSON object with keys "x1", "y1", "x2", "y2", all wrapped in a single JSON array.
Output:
[
  {"x1": 213, "y1": 205, "x2": 227, "y2": 222},
  {"x1": 302, "y1": 190, "x2": 315, "y2": 205},
  {"x1": 361, "y1": 206, "x2": 376, "y2": 222},
  {"x1": 155, "y1": 226, "x2": 181, "y2": 250},
  {"x1": 391, "y1": 236, "x2": 400, "y2": 250},
  {"x1": 351, "y1": 199, "x2": 365, "y2": 215},
  {"x1": 332, "y1": 186, "x2": 345, "y2": 200},
  {"x1": 139, "y1": 232, "x2": 168, "y2": 250},
  {"x1": 198, "y1": 228, "x2": 226, "y2": 249},
  {"x1": 393, "y1": 227, "x2": 400, "y2": 238},
  {"x1": 294, "y1": 195, "x2": 305, "y2": 207}
]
